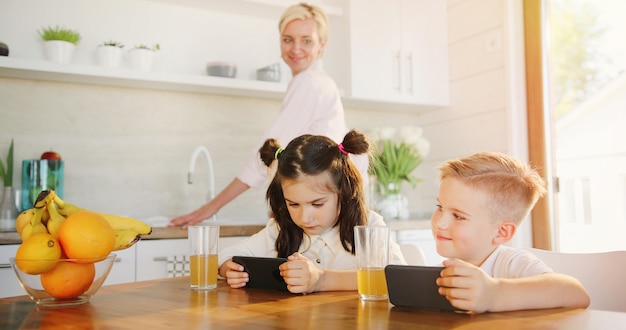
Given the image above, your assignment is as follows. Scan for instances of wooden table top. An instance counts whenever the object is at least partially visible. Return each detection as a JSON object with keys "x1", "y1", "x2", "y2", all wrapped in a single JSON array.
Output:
[{"x1": 1, "y1": 277, "x2": 624, "y2": 329}]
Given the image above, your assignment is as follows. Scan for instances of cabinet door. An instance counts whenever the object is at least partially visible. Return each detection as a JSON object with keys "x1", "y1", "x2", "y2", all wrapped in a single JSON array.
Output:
[
  {"x1": 103, "y1": 246, "x2": 136, "y2": 286},
  {"x1": 135, "y1": 237, "x2": 248, "y2": 282},
  {"x1": 349, "y1": 0, "x2": 401, "y2": 101},
  {"x1": 348, "y1": 0, "x2": 449, "y2": 106},
  {"x1": 135, "y1": 239, "x2": 189, "y2": 282},
  {"x1": 399, "y1": 0, "x2": 449, "y2": 105},
  {"x1": 0, "y1": 244, "x2": 23, "y2": 298}
]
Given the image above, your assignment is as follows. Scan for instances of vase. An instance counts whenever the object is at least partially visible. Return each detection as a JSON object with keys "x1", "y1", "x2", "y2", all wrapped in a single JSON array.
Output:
[
  {"x1": 96, "y1": 45, "x2": 123, "y2": 68},
  {"x1": 129, "y1": 48, "x2": 155, "y2": 71},
  {"x1": 44, "y1": 40, "x2": 76, "y2": 64},
  {"x1": 375, "y1": 182, "x2": 410, "y2": 220},
  {"x1": 0, "y1": 186, "x2": 19, "y2": 231}
]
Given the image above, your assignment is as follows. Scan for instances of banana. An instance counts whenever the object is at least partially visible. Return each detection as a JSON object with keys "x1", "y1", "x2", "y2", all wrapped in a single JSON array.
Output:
[
  {"x1": 45, "y1": 202, "x2": 65, "y2": 238},
  {"x1": 15, "y1": 209, "x2": 35, "y2": 235},
  {"x1": 96, "y1": 213, "x2": 152, "y2": 235},
  {"x1": 113, "y1": 229, "x2": 142, "y2": 251},
  {"x1": 53, "y1": 194, "x2": 152, "y2": 235},
  {"x1": 20, "y1": 207, "x2": 47, "y2": 241}
]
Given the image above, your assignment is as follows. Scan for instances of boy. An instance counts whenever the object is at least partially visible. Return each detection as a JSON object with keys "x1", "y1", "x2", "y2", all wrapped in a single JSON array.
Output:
[{"x1": 432, "y1": 152, "x2": 590, "y2": 313}]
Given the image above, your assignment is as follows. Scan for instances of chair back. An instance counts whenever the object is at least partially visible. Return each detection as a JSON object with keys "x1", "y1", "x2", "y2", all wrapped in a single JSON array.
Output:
[
  {"x1": 525, "y1": 248, "x2": 626, "y2": 312},
  {"x1": 399, "y1": 243, "x2": 426, "y2": 266}
]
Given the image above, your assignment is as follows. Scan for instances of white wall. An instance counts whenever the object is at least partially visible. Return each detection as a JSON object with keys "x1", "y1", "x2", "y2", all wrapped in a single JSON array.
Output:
[
  {"x1": 413, "y1": 0, "x2": 531, "y2": 247},
  {"x1": 0, "y1": 0, "x2": 533, "y2": 249}
]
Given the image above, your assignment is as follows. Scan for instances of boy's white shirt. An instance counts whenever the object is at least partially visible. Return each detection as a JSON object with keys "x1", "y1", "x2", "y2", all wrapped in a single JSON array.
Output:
[
  {"x1": 218, "y1": 210, "x2": 407, "y2": 268},
  {"x1": 480, "y1": 245, "x2": 553, "y2": 278}
]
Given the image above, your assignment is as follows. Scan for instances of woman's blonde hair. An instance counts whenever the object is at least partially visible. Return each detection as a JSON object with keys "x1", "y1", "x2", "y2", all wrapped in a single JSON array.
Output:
[
  {"x1": 438, "y1": 152, "x2": 547, "y2": 225},
  {"x1": 279, "y1": 2, "x2": 329, "y2": 57}
]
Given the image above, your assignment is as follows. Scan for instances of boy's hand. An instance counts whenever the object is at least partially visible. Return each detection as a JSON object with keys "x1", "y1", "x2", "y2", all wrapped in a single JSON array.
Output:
[
  {"x1": 219, "y1": 259, "x2": 249, "y2": 288},
  {"x1": 436, "y1": 258, "x2": 499, "y2": 313},
  {"x1": 279, "y1": 253, "x2": 323, "y2": 294}
]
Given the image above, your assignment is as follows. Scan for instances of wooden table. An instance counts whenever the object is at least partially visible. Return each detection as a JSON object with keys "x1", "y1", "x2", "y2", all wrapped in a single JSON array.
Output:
[{"x1": 1, "y1": 277, "x2": 624, "y2": 329}]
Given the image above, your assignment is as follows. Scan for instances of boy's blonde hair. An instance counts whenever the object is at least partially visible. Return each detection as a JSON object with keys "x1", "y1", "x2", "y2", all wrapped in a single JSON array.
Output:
[
  {"x1": 438, "y1": 152, "x2": 547, "y2": 225},
  {"x1": 278, "y1": 2, "x2": 329, "y2": 57}
]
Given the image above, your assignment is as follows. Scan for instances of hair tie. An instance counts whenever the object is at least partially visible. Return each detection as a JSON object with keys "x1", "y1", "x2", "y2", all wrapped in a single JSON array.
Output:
[
  {"x1": 337, "y1": 143, "x2": 349, "y2": 155},
  {"x1": 274, "y1": 148, "x2": 284, "y2": 159}
]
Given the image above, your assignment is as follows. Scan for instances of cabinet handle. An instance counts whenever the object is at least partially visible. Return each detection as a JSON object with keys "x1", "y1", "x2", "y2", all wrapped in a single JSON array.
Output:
[
  {"x1": 406, "y1": 51, "x2": 413, "y2": 95},
  {"x1": 0, "y1": 263, "x2": 11, "y2": 269},
  {"x1": 154, "y1": 257, "x2": 167, "y2": 262},
  {"x1": 394, "y1": 50, "x2": 401, "y2": 93}
]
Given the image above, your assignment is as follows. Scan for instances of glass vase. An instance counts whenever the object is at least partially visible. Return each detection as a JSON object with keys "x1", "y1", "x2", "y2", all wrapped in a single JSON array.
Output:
[
  {"x1": 375, "y1": 182, "x2": 410, "y2": 220},
  {"x1": 0, "y1": 186, "x2": 19, "y2": 230}
]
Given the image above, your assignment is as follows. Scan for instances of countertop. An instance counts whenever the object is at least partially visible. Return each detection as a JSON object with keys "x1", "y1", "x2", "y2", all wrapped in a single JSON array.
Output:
[
  {"x1": 2, "y1": 277, "x2": 623, "y2": 329},
  {"x1": 0, "y1": 219, "x2": 431, "y2": 245}
]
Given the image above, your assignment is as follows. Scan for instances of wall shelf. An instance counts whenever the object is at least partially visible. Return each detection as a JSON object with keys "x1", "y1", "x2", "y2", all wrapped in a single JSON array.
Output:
[{"x1": 0, "y1": 57, "x2": 288, "y2": 100}]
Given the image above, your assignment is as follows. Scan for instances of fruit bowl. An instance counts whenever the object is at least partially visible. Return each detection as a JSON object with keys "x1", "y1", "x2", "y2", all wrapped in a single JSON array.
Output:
[{"x1": 9, "y1": 254, "x2": 116, "y2": 307}]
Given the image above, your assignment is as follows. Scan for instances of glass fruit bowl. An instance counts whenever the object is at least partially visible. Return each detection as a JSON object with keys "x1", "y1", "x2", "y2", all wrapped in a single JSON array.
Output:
[{"x1": 9, "y1": 254, "x2": 116, "y2": 307}]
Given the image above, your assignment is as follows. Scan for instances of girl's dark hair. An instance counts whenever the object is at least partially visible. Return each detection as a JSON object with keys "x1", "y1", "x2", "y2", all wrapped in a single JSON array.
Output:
[{"x1": 259, "y1": 129, "x2": 370, "y2": 257}]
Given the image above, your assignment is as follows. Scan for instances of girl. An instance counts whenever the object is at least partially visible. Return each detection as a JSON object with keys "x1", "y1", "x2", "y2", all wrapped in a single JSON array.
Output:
[{"x1": 218, "y1": 130, "x2": 405, "y2": 294}]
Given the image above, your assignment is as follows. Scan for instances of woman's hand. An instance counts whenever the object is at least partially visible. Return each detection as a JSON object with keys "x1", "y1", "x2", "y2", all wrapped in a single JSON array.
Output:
[
  {"x1": 279, "y1": 253, "x2": 324, "y2": 294},
  {"x1": 219, "y1": 259, "x2": 249, "y2": 289}
]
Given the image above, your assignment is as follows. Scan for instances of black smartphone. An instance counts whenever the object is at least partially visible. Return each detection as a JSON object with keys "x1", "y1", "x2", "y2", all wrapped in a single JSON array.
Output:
[
  {"x1": 385, "y1": 265, "x2": 461, "y2": 312},
  {"x1": 232, "y1": 256, "x2": 289, "y2": 292}
]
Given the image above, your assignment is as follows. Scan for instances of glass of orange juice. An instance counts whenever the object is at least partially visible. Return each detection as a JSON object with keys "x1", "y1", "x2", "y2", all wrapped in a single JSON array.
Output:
[
  {"x1": 188, "y1": 225, "x2": 219, "y2": 290},
  {"x1": 354, "y1": 225, "x2": 389, "y2": 301}
]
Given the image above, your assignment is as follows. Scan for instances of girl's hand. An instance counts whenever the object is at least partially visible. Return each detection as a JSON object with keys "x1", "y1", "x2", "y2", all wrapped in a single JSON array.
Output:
[
  {"x1": 279, "y1": 253, "x2": 324, "y2": 294},
  {"x1": 436, "y1": 258, "x2": 499, "y2": 313},
  {"x1": 219, "y1": 259, "x2": 249, "y2": 289}
]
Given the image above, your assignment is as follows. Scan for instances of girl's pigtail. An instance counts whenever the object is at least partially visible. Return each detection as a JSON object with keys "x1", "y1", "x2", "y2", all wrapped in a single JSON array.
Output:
[{"x1": 259, "y1": 138, "x2": 282, "y2": 167}]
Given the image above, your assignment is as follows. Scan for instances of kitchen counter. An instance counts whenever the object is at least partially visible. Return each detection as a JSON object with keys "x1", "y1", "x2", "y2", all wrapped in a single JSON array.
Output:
[
  {"x1": 0, "y1": 219, "x2": 430, "y2": 245},
  {"x1": 1, "y1": 277, "x2": 623, "y2": 329}
]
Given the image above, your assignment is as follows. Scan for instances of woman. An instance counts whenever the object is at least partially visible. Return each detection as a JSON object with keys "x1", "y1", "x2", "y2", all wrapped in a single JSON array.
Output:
[{"x1": 169, "y1": 3, "x2": 366, "y2": 228}]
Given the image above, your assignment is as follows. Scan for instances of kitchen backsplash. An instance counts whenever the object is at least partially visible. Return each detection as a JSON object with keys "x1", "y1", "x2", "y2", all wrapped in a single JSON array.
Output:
[{"x1": 0, "y1": 77, "x2": 423, "y2": 221}]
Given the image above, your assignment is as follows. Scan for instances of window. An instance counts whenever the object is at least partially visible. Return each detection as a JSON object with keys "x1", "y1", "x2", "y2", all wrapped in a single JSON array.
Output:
[{"x1": 525, "y1": 0, "x2": 626, "y2": 252}]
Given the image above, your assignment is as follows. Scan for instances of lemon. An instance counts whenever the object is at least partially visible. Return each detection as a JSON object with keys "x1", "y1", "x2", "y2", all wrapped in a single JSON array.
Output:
[{"x1": 15, "y1": 233, "x2": 62, "y2": 274}]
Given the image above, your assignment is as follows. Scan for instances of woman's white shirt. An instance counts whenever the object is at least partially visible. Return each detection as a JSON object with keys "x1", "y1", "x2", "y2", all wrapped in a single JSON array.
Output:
[{"x1": 235, "y1": 59, "x2": 368, "y2": 188}]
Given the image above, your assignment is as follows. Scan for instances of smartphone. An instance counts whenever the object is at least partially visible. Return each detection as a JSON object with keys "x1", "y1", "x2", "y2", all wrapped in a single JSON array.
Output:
[{"x1": 231, "y1": 256, "x2": 289, "y2": 292}]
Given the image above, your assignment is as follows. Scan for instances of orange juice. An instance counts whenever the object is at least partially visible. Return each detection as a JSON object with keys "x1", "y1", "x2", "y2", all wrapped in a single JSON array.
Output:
[
  {"x1": 357, "y1": 268, "x2": 388, "y2": 300},
  {"x1": 190, "y1": 254, "x2": 218, "y2": 289}
]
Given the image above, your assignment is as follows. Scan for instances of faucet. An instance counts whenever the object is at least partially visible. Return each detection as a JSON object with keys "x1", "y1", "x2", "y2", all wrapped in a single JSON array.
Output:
[{"x1": 188, "y1": 146, "x2": 216, "y2": 221}]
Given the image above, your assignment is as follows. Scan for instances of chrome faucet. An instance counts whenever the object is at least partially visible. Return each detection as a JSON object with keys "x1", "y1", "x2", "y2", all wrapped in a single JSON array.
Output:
[{"x1": 188, "y1": 146, "x2": 216, "y2": 221}]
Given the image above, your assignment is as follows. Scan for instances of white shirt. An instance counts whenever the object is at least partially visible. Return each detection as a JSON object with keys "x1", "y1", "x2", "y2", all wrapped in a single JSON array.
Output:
[
  {"x1": 236, "y1": 59, "x2": 368, "y2": 188},
  {"x1": 219, "y1": 210, "x2": 407, "y2": 268},
  {"x1": 480, "y1": 245, "x2": 553, "y2": 278}
]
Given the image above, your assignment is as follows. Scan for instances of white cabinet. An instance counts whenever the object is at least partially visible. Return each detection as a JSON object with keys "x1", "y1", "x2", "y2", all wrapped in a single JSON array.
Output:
[
  {"x1": 135, "y1": 237, "x2": 247, "y2": 282},
  {"x1": 135, "y1": 239, "x2": 189, "y2": 282},
  {"x1": 347, "y1": 0, "x2": 449, "y2": 108},
  {"x1": 104, "y1": 245, "x2": 136, "y2": 286},
  {"x1": 0, "y1": 244, "x2": 23, "y2": 298}
]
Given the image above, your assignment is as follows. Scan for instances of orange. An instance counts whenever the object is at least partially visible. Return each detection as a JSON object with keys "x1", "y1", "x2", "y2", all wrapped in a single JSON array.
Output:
[
  {"x1": 15, "y1": 233, "x2": 62, "y2": 274},
  {"x1": 58, "y1": 211, "x2": 115, "y2": 263},
  {"x1": 41, "y1": 261, "x2": 95, "y2": 299}
]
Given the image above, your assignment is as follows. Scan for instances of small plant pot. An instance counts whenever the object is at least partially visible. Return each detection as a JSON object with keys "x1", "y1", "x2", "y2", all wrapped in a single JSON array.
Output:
[
  {"x1": 129, "y1": 48, "x2": 155, "y2": 71},
  {"x1": 96, "y1": 45, "x2": 123, "y2": 68},
  {"x1": 44, "y1": 40, "x2": 76, "y2": 64}
]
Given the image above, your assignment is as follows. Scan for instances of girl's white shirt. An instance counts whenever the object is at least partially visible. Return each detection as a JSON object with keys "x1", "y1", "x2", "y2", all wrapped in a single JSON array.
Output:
[
  {"x1": 235, "y1": 59, "x2": 368, "y2": 189},
  {"x1": 218, "y1": 210, "x2": 407, "y2": 268}
]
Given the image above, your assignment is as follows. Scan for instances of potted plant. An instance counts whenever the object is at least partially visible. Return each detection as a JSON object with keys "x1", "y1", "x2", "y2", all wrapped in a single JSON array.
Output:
[
  {"x1": 369, "y1": 126, "x2": 430, "y2": 220},
  {"x1": 38, "y1": 25, "x2": 81, "y2": 64},
  {"x1": 0, "y1": 139, "x2": 17, "y2": 230},
  {"x1": 96, "y1": 40, "x2": 124, "y2": 68},
  {"x1": 129, "y1": 43, "x2": 160, "y2": 71}
]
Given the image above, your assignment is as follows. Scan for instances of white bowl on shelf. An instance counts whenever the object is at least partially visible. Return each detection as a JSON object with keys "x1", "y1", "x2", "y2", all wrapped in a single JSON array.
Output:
[{"x1": 206, "y1": 61, "x2": 237, "y2": 78}]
